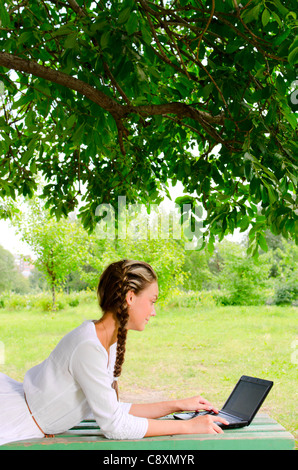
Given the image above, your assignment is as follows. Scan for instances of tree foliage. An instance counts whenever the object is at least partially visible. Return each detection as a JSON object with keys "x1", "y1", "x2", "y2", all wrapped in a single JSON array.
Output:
[
  {"x1": 212, "y1": 239, "x2": 271, "y2": 305},
  {"x1": 0, "y1": 244, "x2": 29, "y2": 293},
  {"x1": 0, "y1": 0, "x2": 297, "y2": 254},
  {"x1": 83, "y1": 203, "x2": 187, "y2": 300},
  {"x1": 12, "y1": 199, "x2": 91, "y2": 309}
]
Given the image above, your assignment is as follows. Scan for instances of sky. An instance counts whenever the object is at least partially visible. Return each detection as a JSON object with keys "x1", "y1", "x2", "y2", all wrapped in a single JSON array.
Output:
[{"x1": 0, "y1": 219, "x2": 32, "y2": 256}]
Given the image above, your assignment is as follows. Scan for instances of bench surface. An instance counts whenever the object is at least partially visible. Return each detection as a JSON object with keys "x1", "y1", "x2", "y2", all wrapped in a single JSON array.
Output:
[{"x1": 1, "y1": 413, "x2": 295, "y2": 450}]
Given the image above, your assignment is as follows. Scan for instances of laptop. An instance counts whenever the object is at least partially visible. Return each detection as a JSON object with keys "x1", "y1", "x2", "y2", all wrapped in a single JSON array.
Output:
[{"x1": 173, "y1": 375, "x2": 273, "y2": 429}]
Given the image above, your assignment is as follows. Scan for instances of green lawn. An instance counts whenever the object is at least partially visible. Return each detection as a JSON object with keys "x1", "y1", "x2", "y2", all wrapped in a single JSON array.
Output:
[{"x1": 0, "y1": 301, "x2": 297, "y2": 446}]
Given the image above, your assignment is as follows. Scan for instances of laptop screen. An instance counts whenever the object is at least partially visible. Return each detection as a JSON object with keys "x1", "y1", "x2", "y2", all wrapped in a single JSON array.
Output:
[{"x1": 222, "y1": 377, "x2": 273, "y2": 421}]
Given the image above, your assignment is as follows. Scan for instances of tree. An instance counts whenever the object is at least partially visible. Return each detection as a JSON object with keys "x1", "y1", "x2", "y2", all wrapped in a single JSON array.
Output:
[
  {"x1": 12, "y1": 200, "x2": 91, "y2": 309},
  {"x1": 0, "y1": 244, "x2": 29, "y2": 293},
  {"x1": 212, "y1": 240, "x2": 271, "y2": 305},
  {"x1": 82, "y1": 203, "x2": 186, "y2": 301},
  {"x1": 0, "y1": 245, "x2": 16, "y2": 292},
  {"x1": 0, "y1": 0, "x2": 297, "y2": 254},
  {"x1": 181, "y1": 248, "x2": 213, "y2": 291}
]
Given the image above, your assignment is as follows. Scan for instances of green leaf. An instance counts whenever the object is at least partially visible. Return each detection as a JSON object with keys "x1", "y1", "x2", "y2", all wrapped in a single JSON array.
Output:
[
  {"x1": 282, "y1": 109, "x2": 297, "y2": 130},
  {"x1": 64, "y1": 33, "x2": 77, "y2": 49},
  {"x1": 244, "y1": 161, "x2": 252, "y2": 181},
  {"x1": 288, "y1": 47, "x2": 298, "y2": 66},
  {"x1": 125, "y1": 12, "x2": 139, "y2": 35},
  {"x1": 266, "y1": 185, "x2": 278, "y2": 204},
  {"x1": 258, "y1": 233, "x2": 268, "y2": 252},
  {"x1": 118, "y1": 7, "x2": 131, "y2": 25},
  {"x1": 241, "y1": 4, "x2": 261, "y2": 24},
  {"x1": 273, "y1": 27, "x2": 291, "y2": 46},
  {"x1": 272, "y1": 12, "x2": 282, "y2": 27},
  {"x1": 275, "y1": 74, "x2": 287, "y2": 95},
  {"x1": 21, "y1": 147, "x2": 34, "y2": 165},
  {"x1": 262, "y1": 9, "x2": 270, "y2": 27},
  {"x1": 67, "y1": 114, "x2": 76, "y2": 129},
  {"x1": 90, "y1": 20, "x2": 108, "y2": 34},
  {"x1": 18, "y1": 31, "x2": 34, "y2": 45},
  {"x1": 272, "y1": 0, "x2": 289, "y2": 17},
  {"x1": 100, "y1": 31, "x2": 110, "y2": 49},
  {"x1": 140, "y1": 23, "x2": 152, "y2": 45},
  {"x1": 52, "y1": 25, "x2": 74, "y2": 37},
  {"x1": 72, "y1": 123, "x2": 85, "y2": 144},
  {"x1": 0, "y1": 0, "x2": 10, "y2": 27},
  {"x1": 202, "y1": 83, "x2": 213, "y2": 99},
  {"x1": 11, "y1": 93, "x2": 32, "y2": 110}
]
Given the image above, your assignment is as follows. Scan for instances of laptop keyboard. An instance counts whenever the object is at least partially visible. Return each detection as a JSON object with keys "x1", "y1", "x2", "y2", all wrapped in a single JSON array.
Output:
[
  {"x1": 192, "y1": 411, "x2": 241, "y2": 424},
  {"x1": 217, "y1": 412, "x2": 240, "y2": 423}
]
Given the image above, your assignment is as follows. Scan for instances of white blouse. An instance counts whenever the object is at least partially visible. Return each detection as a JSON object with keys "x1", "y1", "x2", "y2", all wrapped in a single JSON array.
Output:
[{"x1": 23, "y1": 321, "x2": 148, "y2": 439}]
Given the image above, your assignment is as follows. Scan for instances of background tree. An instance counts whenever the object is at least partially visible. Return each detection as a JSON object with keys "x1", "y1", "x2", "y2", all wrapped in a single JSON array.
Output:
[
  {"x1": 0, "y1": 0, "x2": 297, "y2": 255},
  {"x1": 264, "y1": 231, "x2": 298, "y2": 282},
  {"x1": 181, "y1": 249, "x2": 213, "y2": 291},
  {"x1": 83, "y1": 203, "x2": 186, "y2": 301},
  {"x1": 0, "y1": 244, "x2": 29, "y2": 293},
  {"x1": 212, "y1": 240, "x2": 271, "y2": 305},
  {"x1": 12, "y1": 200, "x2": 91, "y2": 309}
]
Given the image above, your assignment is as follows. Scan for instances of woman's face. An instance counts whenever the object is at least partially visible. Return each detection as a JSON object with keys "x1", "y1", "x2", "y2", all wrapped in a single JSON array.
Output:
[{"x1": 126, "y1": 282, "x2": 158, "y2": 331}]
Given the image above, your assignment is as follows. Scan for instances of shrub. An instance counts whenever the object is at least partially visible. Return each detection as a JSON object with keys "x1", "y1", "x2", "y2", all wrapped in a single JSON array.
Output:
[
  {"x1": 213, "y1": 241, "x2": 270, "y2": 306},
  {"x1": 215, "y1": 286, "x2": 265, "y2": 306},
  {"x1": 74, "y1": 290, "x2": 95, "y2": 304},
  {"x1": 274, "y1": 282, "x2": 298, "y2": 305},
  {"x1": 30, "y1": 296, "x2": 57, "y2": 312},
  {"x1": 69, "y1": 298, "x2": 79, "y2": 307},
  {"x1": 4, "y1": 294, "x2": 29, "y2": 310},
  {"x1": 165, "y1": 289, "x2": 216, "y2": 308},
  {"x1": 0, "y1": 291, "x2": 96, "y2": 312}
]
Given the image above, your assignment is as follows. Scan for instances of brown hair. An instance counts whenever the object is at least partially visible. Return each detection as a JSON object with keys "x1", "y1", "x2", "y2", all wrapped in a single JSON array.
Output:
[{"x1": 97, "y1": 259, "x2": 157, "y2": 397}]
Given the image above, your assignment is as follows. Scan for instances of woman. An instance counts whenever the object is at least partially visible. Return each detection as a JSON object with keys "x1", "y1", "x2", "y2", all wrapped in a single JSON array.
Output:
[{"x1": 0, "y1": 259, "x2": 227, "y2": 445}]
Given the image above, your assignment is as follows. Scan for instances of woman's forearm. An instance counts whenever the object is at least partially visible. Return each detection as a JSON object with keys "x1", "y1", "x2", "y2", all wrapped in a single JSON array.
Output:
[
  {"x1": 144, "y1": 413, "x2": 228, "y2": 437},
  {"x1": 129, "y1": 399, "x2": 229, "y2": 437},
  {"x1": 144, "y1": 417, "x2": 188, "y2": 437},
  {"x1": 129, "y1": 394, "x2": 219, "y2": 420},
  {"x1": 129, "y1": 400, "x2": 182, "y2": 419}
]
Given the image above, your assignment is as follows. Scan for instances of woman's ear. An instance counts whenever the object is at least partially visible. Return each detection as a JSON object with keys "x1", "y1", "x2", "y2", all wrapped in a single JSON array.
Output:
[{"x1": 125, "y1": 290, "x2": 135, "y2": 306}]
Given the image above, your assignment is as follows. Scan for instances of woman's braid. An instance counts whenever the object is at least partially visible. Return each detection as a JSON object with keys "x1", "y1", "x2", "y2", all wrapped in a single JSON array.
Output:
[{"x1": 113, "y1": 264, "x2": 130, "y2": 379}]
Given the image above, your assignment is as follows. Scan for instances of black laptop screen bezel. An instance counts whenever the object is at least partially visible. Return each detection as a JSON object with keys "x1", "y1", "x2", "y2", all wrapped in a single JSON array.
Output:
[{"x1": 221, "y1": 375, "x2": 274, "y2": 423}]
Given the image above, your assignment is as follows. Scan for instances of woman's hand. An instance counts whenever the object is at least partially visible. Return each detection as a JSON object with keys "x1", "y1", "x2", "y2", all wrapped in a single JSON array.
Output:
[
  {"x1": 177, "y1": 395, "x2": 219, "y2": 414},
  {"x1": 186, "y1": 414, "x2": 228, "y2": 434}
]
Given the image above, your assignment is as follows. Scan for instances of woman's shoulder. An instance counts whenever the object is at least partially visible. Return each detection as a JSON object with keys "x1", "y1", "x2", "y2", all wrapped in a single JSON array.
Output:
[
  {"x1": 66, "y1": 320, "x2": 103, "y2": 348},
  {"x1": 68, "y1": 322, "x2": 111, "y2": 375},
  {"x1": 51, "y1": 320, "x2": 103, "y2": 359},
  {"x1": 65, "y1": 320, "x2": 94, "y2": 338}
]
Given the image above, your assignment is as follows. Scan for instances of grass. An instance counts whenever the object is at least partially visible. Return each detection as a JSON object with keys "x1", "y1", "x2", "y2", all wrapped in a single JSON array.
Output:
[{"x1": 0, "y1": 300, "x2": 297, "y2": 447}]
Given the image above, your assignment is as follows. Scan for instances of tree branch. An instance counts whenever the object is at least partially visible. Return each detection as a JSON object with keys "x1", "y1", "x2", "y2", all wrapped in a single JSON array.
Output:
[
  {"x1": 67, "y1": 0, "x2": 86, "y2": 16},
  {"x1": 133, "y1": 102, "x2": 224, "y2": 125},
  {"x1": 196, "y1": 0, "x2": 215, "y2": 61},
  {"x1": 0, "y1": 51, "x2": 122, "y2": 117},
  {"x1": 0, "y1": 52, "x2": 225, "y2": 153}
]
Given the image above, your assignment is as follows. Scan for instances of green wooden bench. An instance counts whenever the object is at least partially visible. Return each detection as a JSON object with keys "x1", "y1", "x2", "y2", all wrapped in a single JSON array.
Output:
[{"x1": 1, "y1": 414, "x2": 295, "y2": 451}]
